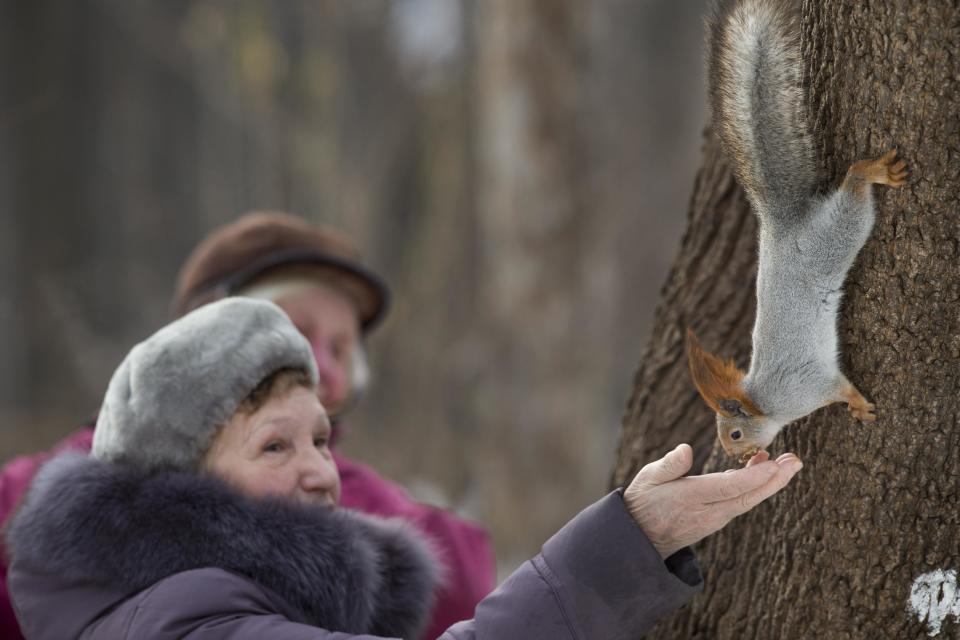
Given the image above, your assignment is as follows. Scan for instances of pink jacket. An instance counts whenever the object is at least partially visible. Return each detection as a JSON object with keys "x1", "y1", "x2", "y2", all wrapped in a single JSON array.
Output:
[{"x1": 0, "y1": 426, "x2": 494, "y2": 640}]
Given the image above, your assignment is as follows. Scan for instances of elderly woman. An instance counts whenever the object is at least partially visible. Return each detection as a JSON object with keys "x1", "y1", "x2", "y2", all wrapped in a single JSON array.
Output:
[{"x1": 6, "y1": 298, "x2": 801, "y2": 639}]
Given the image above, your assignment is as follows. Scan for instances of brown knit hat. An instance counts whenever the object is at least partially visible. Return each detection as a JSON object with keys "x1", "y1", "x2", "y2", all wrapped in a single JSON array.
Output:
[{"x1": 173, "y1": 212, "x2": 389, "y2": 332}]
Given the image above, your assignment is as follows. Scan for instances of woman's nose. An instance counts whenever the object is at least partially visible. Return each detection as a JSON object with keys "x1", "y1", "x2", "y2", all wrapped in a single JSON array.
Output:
[{"x1": 299, "y1": 448, "x2": 340, "y2": 505}]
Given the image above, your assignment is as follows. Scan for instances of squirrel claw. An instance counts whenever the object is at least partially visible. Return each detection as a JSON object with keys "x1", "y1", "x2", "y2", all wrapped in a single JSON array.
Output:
[
  {"x1": 875, "y1": 149, "x2": 909, "y2": 188},
  {"x1": 839, "y1": 384, "x2": 876, "y2": 423},
  {"x1": 849, "y1": 401, "x2": 877, "y2": 422}
]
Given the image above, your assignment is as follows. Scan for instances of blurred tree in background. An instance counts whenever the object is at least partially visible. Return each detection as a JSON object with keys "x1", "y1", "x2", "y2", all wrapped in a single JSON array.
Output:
[{"x1": 0, "y1": 0, "x2": 706, "y2": 575}]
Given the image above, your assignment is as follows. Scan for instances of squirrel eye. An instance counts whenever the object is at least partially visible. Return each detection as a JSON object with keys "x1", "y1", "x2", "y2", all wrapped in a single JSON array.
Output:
[{"x1": 730, "y1": 430, "x2": 743, "y2": 440}]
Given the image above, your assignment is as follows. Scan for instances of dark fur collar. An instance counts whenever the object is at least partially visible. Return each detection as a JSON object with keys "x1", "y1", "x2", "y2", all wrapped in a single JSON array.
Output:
[{"x1": 6, "y1": 453, "x2": 439, "y2": 638}]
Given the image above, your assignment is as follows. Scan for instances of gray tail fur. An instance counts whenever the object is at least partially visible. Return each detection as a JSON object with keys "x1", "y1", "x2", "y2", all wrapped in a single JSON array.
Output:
[{"x1": 708, "y1": 0, "x2": 816, "y2": 223}]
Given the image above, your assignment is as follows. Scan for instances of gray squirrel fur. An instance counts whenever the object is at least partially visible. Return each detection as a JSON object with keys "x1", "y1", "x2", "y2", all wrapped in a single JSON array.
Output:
[{"x1": 687, "y1": 0, "x2": 908, "y2": 463}]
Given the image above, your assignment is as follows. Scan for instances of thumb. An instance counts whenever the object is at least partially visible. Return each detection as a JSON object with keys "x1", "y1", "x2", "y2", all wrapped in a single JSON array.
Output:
[{"x1": 634, "y1": 443, "x2": 694, "y2": 486}]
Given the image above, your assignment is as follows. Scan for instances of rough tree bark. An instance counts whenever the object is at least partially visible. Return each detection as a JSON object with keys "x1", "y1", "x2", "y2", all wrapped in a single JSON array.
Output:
[{"x1": 613, "y1": 1, "x2": 960, "y2": 638}]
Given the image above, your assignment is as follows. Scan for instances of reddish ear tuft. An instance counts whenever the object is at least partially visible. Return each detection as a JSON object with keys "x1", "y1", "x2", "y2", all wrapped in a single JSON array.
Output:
[{"x1": 685, "y1": 329, "x2": 762, "y2": 417}]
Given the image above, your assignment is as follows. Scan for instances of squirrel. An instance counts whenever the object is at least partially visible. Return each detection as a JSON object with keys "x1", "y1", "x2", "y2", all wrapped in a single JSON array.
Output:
[{"x1": 686, "y1": 0, "x2": 908, "y2": 464}]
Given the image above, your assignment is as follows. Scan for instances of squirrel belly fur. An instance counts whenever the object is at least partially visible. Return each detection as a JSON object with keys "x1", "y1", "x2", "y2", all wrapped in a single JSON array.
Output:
[{"x1": 687, "y1": 0, "x2": 908, "y2": 463}]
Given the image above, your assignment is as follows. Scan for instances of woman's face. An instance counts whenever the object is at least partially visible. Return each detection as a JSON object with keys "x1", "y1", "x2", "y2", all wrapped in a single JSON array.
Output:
[
  {"x1": 203, "y1": 386, "x2": 340, "y2": 507},
  {"x1": 275, "y1": 283, "x2": 360, "y2": 415}
]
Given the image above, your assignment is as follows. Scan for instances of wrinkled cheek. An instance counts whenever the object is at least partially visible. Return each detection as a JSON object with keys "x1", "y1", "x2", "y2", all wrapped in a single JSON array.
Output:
[
  {"x1": 242, "y1": 473, "x2": 298, "y2": 501},
  {"x1": 321, "y1": 378, "x2": 349, "y2": 410},
  {"x1": 311, "y1": 347, "x2": 350, "y2": 403}
]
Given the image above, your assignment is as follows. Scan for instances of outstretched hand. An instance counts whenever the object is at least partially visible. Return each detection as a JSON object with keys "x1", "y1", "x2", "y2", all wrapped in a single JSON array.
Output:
[{"x1": 623, "y1": 444, "x2": 802, "y2": 559}]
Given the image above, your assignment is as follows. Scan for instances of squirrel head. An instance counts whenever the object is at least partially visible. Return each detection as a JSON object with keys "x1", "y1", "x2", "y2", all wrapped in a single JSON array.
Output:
[{"x1": 685, "y1": 329, "x2": 766, "y2": 463}]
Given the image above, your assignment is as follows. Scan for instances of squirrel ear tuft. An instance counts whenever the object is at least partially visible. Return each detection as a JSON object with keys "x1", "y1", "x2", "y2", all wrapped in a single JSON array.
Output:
[
  {"x1": 685, "y1": 329, "x2": 762, "y2": 417},
  {"x1": 719, "y1": 398, "x2": 743, "y2": 415},
  {"x1": 719, "y1": 398, "x2": 756, "y2": 417}
]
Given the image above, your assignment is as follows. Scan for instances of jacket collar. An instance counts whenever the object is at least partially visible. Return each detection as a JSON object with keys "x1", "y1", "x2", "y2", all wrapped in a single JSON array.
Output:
[{"x1": 6, "y1": 453, "x2": 438, "y2": 638}]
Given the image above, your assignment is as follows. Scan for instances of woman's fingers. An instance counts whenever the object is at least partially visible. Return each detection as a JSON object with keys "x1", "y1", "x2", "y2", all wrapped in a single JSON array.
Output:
[
  {"x1": 689, "y1": 462, "x2": 781, "y2": 502},
  {"x1": 714, "y1": 456, "x2": 803, "y2": 519}
]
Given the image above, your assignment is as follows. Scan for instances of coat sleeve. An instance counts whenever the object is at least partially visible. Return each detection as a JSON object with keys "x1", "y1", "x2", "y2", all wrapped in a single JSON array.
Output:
[
  {"x1": 438, "y1": 491, "x2": 703, "y2": 640},
  {"x1": 90, "y1": 569, "x2": 392, "y2": 640}
]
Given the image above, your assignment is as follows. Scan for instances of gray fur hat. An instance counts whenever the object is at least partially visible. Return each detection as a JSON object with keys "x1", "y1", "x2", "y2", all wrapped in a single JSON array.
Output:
[{"x1": 91, "y1": 297, "x2": 318, "y2": 470}]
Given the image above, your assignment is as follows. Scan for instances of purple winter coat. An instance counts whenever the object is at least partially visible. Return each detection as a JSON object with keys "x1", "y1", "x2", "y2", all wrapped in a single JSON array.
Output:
[
  {"x1": 6, "y1": 452, "x2": 702, "y2": 639},
  {"x1": 0, "y1": 426, "x2": 495, "y2": 640}
]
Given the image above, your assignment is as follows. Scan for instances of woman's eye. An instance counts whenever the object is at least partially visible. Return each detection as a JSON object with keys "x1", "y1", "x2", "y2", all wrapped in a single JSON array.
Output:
[
  {"x1": 263, "y1": 441, "x2": 285, "y2": 453},
  {"x1": 730, "y1": 430, "x2": 743, "y2": 441},
  {"x1": 313, "y1": 437, "x2": 329, "y2": 449}
]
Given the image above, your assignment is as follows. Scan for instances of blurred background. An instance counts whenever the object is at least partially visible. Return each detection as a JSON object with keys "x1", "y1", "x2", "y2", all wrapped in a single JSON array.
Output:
[{"x1": 0, "y1": 0, "x2": 706, "y2": 577}]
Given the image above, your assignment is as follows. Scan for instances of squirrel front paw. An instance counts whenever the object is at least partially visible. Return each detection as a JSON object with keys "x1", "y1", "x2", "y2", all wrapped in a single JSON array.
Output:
[
  {"x1": 844, "y1": 149, "x2": 909, "y2": 192},
  {"x1": 848, "y1": 401, "x2": 876, "y2": 423},
  {"x1": 839, "y1": 382, "x2": 877, "y2": 423}
]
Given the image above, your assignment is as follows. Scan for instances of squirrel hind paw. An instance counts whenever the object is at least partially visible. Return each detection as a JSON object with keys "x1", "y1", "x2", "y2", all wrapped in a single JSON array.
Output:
[
  {"x1": 885, "y1": 154, "x2": 910, "y2": 187},
  {"x1": 846, "y1": 149, "x2": 910, "y2": 189}
]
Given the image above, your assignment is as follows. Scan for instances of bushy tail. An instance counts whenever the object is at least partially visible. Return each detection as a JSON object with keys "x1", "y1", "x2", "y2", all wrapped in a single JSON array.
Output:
[{"x1": 708, "y1": 0, "x2": 816, "y2": 223}]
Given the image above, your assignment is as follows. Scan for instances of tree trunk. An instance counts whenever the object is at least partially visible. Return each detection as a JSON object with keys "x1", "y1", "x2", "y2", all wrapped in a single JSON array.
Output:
[{"x1": 613, "y1": 1, "x2": 960, "y2": 638}]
